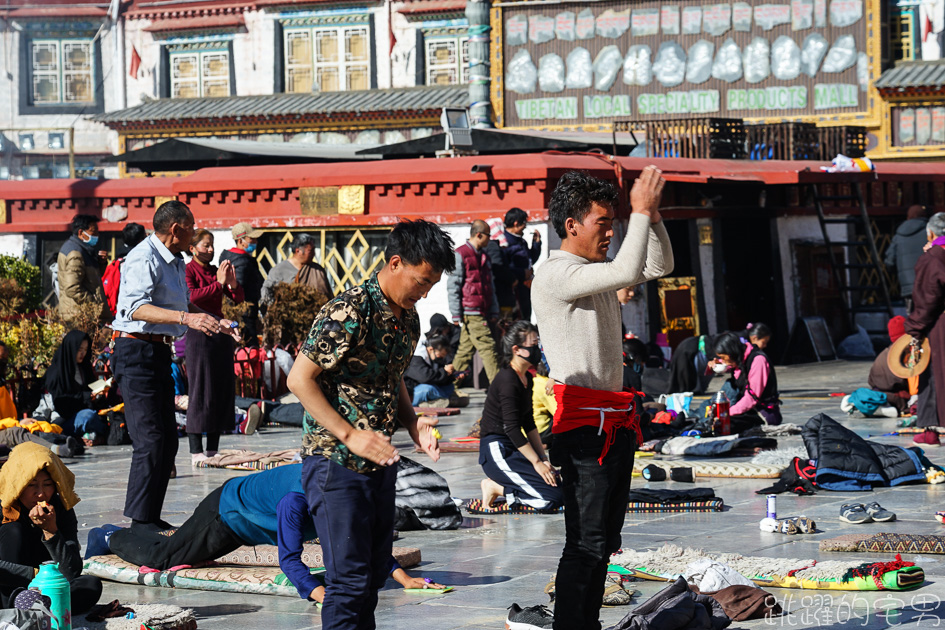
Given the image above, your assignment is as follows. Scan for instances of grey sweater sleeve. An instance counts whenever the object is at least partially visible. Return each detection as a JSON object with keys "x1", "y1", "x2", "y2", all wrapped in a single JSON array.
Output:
[
  {"x1": 550, "y1": 215, "x2": 674, "y2": 302},
  {"x1": 447, "y1": 250, "x2": 464, "y2": 321}
]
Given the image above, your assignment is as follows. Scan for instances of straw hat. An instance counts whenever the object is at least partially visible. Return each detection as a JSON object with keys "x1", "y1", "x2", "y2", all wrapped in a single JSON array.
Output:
[{"x1": 887, "y1": 334, "x2": 931, "y2": 379}]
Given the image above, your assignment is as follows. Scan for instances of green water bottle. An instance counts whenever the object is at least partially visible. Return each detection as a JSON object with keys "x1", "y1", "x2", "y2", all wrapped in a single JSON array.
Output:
[{"x1": 29, "y1": 561, "x2": 71, "y2": 630}]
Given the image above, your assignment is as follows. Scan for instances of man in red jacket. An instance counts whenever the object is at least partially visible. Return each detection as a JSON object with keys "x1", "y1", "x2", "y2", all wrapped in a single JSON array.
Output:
[{"x1": 446, "y1": 220, "x2": 499, "y2": 383}]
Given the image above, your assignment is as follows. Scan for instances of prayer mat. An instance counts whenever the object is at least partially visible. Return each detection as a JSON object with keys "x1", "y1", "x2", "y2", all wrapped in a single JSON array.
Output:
[
  {"x1": 463, "y1": 498, "x2": 724, "y2": 515},
  {"x1": 193, "y1": 449, "x2": 300, "y2": 471},
  {"x1": 76, "y1": 603, "x2": 196, "y2": 630},
  {"x1": 214, "y1": 544, "x2": 420, "y2": 568},
  {"x1": 611, "y1": 543, "x2": 924, "y2": 592},
  {"x1": 413, "y1": 407, "x2": 460, "y2": 416},
  {"x1": 429, "y1": 441, "x2": 479, "y2": 453},
  {"x1": 84, "y1": 547, "x2": 420, "y2": 598},
  {"x1": 631, "y1": 459, "x2": 783, "y2": 479},
  {"x1": 820, "y1": 533, "x2": 945, "y2": 554}
]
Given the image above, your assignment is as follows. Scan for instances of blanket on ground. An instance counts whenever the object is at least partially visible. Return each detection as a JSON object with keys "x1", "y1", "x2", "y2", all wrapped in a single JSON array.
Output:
[{"x1": 820, "y1": 533, "x2": 945, "y2": 554}]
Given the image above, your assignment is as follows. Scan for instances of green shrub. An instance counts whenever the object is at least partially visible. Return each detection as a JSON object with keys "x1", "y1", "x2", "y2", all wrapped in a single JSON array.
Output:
[{"x1": 0, "y1": 256, "x2": 42, "y2": 312}]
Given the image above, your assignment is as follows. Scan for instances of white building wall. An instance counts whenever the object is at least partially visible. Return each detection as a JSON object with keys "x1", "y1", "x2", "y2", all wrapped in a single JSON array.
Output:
[{"x1": 0, "y1": 235, "x2": 25, "y2": 258}]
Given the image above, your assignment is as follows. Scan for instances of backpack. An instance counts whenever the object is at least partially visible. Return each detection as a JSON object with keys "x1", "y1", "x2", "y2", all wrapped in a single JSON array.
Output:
[
  {"x1": 106, "y1": 410, "x2": 132, "y2": 445},
  {"x1": 102, "y1": 258, "x2": 123, "y2": 314}
]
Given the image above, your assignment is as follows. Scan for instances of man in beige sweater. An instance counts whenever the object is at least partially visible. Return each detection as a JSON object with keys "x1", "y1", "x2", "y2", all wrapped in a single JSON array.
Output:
[{"x1": 523, "y1": 167, "x2": 673, "y2": 630}]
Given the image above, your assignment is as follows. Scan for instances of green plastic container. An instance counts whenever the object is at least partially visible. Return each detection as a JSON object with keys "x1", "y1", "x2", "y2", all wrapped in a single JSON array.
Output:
[{"x1": 29, "y1": 561, "x2": 71, "y2": 630}]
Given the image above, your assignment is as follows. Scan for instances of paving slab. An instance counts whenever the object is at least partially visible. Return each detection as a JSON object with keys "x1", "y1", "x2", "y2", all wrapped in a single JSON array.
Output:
[{"x1": 62, "y1": 359, "x2": 945, "y2": 628}]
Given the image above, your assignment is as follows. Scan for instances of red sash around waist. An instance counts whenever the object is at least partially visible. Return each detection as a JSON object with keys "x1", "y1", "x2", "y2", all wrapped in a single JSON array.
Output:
[{"x1": 552, "y1": 383, "x2": 642, "y2": 465}]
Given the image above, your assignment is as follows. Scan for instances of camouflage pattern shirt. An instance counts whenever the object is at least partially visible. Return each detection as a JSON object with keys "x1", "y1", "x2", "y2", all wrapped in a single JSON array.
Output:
[{"x1": 299, "y1": 272, "x2": 420, "y2": 473}]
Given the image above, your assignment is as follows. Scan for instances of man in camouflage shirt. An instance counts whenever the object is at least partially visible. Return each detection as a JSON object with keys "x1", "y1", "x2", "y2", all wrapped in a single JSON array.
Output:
[{"x1": 287, "y1": 219, "x2": 455, "y2": 629}]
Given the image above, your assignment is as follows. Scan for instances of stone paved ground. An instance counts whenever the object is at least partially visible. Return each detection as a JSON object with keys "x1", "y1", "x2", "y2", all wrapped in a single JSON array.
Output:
[{"x1": 70, "y1": 360, "x2": 945, "y2": 629}]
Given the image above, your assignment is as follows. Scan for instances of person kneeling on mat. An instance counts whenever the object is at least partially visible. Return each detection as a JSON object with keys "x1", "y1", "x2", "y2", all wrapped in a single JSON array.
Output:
[
  {"x1": 0, "y1": 443, "x2": 103, "y2": 613},
  {"x1": 96, "y1": 463, "x2": 443, "y2": 602},
  {"x1": 709, "y1": 331, "x2": 782, "y2": 428}
]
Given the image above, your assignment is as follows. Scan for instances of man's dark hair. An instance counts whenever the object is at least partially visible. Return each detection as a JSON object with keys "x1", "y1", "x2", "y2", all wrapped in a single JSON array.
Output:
[
  {"x1": 290, "y1": 233, "x2": 316, "y2": 253},
  {"x1": 153, "y1": 200, "x2": 192, "y2": 234},
  {"x1": 122, "y1": 222, "x2": 146, "y2": 248},
  {"x1": 470, "y1": 219, "x2": 490, "y2": 238},
  {"x1": 548, "y1": 171, "x2": 620, "y2": 238},
  {"x1": 385, "y1": 219, "x2": 456, "y2": 274},
  {"x1": 504, "y1": 207, "x2": 528, "y2": 228},
  {"x1": 69, "y1": 214, "x2": 99, "y2": 236}
]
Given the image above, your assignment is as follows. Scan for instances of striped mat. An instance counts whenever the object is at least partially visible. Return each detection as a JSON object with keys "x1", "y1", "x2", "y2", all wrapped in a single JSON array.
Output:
[
  {"x1": 463, "y1": 498, "x2": 723, "y2": 515},
  {"x1": 820, "y1": 533, "x2": 945, "y2": 554},
  {"x1": 632, "y1": 459, "x2": 783, "y2": 479}
]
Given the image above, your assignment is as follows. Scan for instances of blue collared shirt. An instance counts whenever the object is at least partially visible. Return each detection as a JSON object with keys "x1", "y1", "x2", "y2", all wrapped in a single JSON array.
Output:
[{"x1": 111, "y1": 234, "x2": 189, "y2": 336}]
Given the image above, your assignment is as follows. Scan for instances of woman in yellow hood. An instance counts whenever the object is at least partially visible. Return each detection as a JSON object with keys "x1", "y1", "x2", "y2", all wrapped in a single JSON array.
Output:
[{"x1": 0, "y1": 443, "x2": 102, "y2": 613}]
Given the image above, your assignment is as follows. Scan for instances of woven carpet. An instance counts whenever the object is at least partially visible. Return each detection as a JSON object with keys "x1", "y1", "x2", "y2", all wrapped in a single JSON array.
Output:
[
  {"x1": 632, "y1": 459, "x2": 783, "y2": 479},
  {"x1": 820, "y1": 533, "x2": 945, "y2": 554},
  {"x1": 214, "y1": 544, "x2": 420, "y2": 568},
  {"x1": 193, "y1": 449, "x2": 299, "y2": 471},
  {"x1": 463, "y1": 498, "x2": 724, "y2": 515},
  {"x1": 84, "y1": 547, "x2": 420, "y2": 597}
]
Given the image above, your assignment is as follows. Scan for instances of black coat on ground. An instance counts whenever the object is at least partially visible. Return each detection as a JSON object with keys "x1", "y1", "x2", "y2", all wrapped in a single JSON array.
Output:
[
  {"x1": 613, "y1": 576, "x2": 731, "y2": 630},
  {"x1": 801, "y1": 413, "x2": 927, "y2": 491}
]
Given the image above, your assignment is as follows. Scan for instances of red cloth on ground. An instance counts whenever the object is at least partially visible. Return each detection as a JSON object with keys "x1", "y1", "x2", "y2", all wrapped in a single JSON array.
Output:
[{"x1": 552, "y1": 383, "x2": 642, "y2": 464}]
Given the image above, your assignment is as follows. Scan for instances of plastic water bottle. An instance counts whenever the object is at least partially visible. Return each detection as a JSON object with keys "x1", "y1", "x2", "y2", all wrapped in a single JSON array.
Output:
[
  {"x1": 29, "y1": 561, "x2": 71, "y2": 630},
  {"x1": 715, "y1": 391, "x2": 731, "y2": 436}
]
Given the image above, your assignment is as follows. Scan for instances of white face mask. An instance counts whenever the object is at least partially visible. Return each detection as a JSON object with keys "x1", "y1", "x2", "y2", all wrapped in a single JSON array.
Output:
[{"x1": 712, "y1": 363, "x2": 729, "y2": 374}]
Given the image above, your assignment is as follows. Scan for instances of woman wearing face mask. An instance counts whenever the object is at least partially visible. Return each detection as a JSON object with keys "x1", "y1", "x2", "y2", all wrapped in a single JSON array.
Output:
[
  {"x1": 478, "y1": 321, "x2": 562, "y2": 511},
  {"x1": 709, "y1": 332, "x2": 782, "y2": 427},
  {"x1": 185, "y1": 230, "x2": 245, "y2": 464}
]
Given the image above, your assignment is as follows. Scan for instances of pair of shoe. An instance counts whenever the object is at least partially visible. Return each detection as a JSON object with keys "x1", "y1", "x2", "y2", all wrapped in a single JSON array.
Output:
[
  {"x1": 506, "y1": 604, "x2": 554, "y2": 630},
  {"x1": 928, "y1": 467, "x2": 945, "y2": 484},
  {"x1": 759, "y1": 516, "x2": 816, "y2": 535},
  {"x1": 914, "y1": 428, "x2": 941, "y2": 447},
  {"x1": 542, "y1": 575, "x2": 636, "y2": 607},
  {"x1": 840, "y1": 502, "x2": 896, "y2": 524}
]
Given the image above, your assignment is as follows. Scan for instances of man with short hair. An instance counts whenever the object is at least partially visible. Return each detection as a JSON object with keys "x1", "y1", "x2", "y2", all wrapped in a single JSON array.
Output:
[
  {"x1": 495, "y1": 207, "x2": 542, "y2": 320},
  {"x1": 260, "y1": 233, "x2": 332, "y2": 304},
  {"x1": 220, "y1": 222, "x2": 265, "y2": 345},
  {"x1": 446, "y1": 220, "x2": 500, "y2": 382},
  {"x1": 521, "y1": 167, "x2": 673, "y2": 630},
  {"x1": 57, "y1": 214, "x2": 110, "y2": 325},
  {"x1": 287, "y1": 219, "x2": 453, "y2": 630},
  {"x1": 112, "y1": 201, "x2": 239, "y2": 531}
]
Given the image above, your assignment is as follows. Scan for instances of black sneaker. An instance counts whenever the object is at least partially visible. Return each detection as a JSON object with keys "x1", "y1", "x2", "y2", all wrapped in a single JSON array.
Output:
[{"x1": 506, "y1": 603, "x2": 554, "y2": 630}]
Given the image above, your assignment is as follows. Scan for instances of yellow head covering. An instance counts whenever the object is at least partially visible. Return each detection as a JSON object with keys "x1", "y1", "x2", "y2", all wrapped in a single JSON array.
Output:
[{"x1": 0, "y1": 443, "x2": 80, "y2": 523}]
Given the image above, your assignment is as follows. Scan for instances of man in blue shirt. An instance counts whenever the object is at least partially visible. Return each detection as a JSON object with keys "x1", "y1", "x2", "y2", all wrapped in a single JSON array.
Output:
[
  {"x1": 111, "y1": 200, "x2": 239, "y2": 532},
  {"x1": 104, "y1": 464, "x2": 442, "y2": 601}
]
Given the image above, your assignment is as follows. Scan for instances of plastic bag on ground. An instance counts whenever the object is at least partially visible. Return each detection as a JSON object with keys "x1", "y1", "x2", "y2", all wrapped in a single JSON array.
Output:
[{"x1": 685, "y1": 558, "x2": 756, "y2": 592}]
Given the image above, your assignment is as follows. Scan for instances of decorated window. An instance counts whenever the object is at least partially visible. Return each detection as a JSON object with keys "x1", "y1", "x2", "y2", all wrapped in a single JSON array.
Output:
[
  {"x1": 30, "y1": 39, "x2": 94, "y2": 104},
  {"x1": 284, "y1": 24, "x2": 371, "y2": 93},
  {"x1": 169, "y1": 48, "x2": 230, "y2": 98},
  {"x1": 425, "y1": 35, "x2": 469, "y2": 86}
]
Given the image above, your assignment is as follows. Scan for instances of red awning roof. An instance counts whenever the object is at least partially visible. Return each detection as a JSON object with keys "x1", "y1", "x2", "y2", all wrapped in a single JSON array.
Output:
[
  {"x1": 5, "y1": 5, "x2": 108, "y2": 17},
  {"x1": 144, "y1": 14, "x2": 243, "y2": 32},
  {"x1": 400, "y1": 0, "x2": 465, "y2": 15}
]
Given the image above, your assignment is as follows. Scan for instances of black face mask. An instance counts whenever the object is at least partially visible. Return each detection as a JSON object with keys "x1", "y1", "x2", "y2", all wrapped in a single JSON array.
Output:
[{"x1": 521, "y1": 345, "x2": 542, "y2": 366}]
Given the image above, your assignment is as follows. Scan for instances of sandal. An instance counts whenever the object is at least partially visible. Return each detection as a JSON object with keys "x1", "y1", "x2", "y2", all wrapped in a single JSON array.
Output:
[
  {"x1": 840, "y1": 503, "x2": 872, "y2": 524},
  {"x1": 864, "y1": 502, "x2": 896, "y2": 523},
  {"x1": 792, "y1": 516, "x2": 816, "y2": 533},
  {"x1": 935, "y1": 511, "x2": 945, "y2": 524}
]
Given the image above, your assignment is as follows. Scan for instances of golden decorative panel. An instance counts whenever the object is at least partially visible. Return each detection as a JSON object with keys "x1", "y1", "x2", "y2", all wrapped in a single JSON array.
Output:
[
  {"x1": 338, "y1": 185, "x2": 365, "y2": 215},
  {"x1": 299, "y1": 186, "x2": 340, "y2": 216}
]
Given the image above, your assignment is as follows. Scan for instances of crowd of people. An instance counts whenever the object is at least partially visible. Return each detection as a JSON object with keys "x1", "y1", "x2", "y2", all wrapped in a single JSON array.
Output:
[{"x1": 4, "y1": 169, "x2": 939, "y2": 630}]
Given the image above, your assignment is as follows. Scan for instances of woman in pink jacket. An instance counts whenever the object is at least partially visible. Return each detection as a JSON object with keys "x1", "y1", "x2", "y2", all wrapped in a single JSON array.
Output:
[{"x1": 710, "y1": 331, "x2": 782, "y2": 426}]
